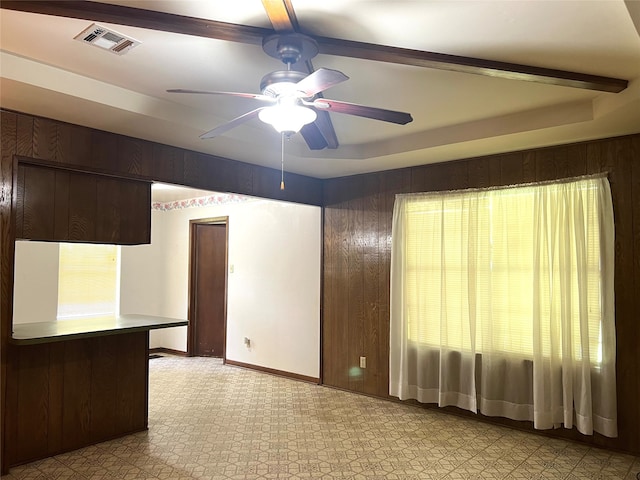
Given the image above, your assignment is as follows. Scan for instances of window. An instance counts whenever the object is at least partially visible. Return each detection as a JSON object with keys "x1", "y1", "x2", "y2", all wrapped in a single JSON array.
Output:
[
  {"x1": 404, "y1": 187, "x2": 603, "y2": 362},
  {"x1": 57, "y1": 243, "x2": 120, "y2": 320},
  {"x1": 390, "y1": 175, "x2": 616, "y2": 438}
]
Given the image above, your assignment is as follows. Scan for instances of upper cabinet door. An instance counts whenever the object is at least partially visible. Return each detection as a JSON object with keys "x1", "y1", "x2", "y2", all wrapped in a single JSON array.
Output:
[{"x1": 15, "y1": 161, "x2": 151, "y2": 245}]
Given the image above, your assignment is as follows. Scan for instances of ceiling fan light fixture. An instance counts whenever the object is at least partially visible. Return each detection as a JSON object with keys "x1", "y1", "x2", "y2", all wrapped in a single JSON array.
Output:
[
  {"x1": 260, "y1": 72, "x2": 308, "y2": 97},
  {"x1": 263, "y1": 81, "x2": 298, "y2": 98},
  {"x1": 258, "y1": 104, "x2": 317, "y2": 134}
]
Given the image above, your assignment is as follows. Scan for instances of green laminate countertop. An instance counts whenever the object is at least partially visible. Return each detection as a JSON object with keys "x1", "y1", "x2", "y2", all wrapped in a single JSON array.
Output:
[{"x1": 10, "y1": 314, "x2": 188, "y2": 345}]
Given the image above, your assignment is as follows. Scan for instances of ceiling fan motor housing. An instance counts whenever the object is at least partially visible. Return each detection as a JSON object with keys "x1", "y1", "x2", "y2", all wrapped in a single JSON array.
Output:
[
  {"x1": 260, "y1": 70, "x2": 309, "y2": 97},
  {"x1": 262, "y1": 33, "x2": 319, "y2": 66}
]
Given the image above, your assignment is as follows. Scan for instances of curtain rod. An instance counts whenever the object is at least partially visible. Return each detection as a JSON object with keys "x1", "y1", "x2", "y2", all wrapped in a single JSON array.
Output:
[{"x1": 396, "y1": 172, "x2": 610, "y2": 199}]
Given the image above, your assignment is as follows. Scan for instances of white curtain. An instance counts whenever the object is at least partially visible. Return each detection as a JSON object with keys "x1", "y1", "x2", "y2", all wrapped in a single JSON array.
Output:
[{"x1": 389, "y1": 175, "x2": 617, "y2": 437}]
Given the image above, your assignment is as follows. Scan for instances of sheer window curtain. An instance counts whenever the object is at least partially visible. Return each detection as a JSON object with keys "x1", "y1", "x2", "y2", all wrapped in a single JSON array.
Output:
[{"x1": 389, "y1": 175, "x2": 616, "y2": 437}]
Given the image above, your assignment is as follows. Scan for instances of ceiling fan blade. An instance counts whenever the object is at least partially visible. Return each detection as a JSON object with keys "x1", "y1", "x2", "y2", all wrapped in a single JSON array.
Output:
[
  {"x1": 312, "y1": 99, "x2": 413, "y2": 125},
  {"x1": 167, "y1": 89, "x2": 274, "y2": 103},
  {"x1": 200, "y1": 108, "x2": 265, "y2": 139},
  {"x1": 295, "y1": 68, "x2": 349, "y2": 97},
  {"x1": 299, "y1": 122, "x2": 329, "y2": 150}
]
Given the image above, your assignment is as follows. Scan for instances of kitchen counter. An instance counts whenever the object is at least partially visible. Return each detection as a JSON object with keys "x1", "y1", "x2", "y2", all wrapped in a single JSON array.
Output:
[{"x1": 10, "y1": 314, "x2": 187, "y2": 345}]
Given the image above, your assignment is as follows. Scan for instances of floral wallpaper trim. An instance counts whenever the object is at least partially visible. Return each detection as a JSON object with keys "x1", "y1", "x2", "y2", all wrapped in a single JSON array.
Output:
[{"x1": 152, "y1": 193, "x2": 249, "y2": 211}]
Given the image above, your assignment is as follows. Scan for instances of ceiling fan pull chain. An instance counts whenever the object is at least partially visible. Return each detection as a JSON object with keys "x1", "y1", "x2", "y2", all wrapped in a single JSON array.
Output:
[{"x1": 280, "y1": 132, "x2": 285, "y2": 190}]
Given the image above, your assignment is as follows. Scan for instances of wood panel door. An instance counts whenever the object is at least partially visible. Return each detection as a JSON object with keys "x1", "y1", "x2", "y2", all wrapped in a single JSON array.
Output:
[{"x1": 190, "y1": 222, "x2": 227, "y2": 357}]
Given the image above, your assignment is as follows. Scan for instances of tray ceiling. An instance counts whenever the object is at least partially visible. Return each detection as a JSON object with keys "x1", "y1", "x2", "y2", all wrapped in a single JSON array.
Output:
[{"x1": 1, "y1": 1, "x2": 639, "y2": 178}]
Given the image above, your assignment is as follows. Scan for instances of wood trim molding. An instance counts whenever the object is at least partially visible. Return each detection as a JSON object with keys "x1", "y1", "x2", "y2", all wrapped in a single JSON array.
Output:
[
  {"x1": 261, "y1": 0, "x2": 296, "y2": 32},
  {"x1": 149, "y1": 347, "x2": 187, "y2": 357},
  {"x1": 14, "y1": 156, "x2": 152, "y2": 184},
  {"x1": 225, "y1": 359, "x2": 320, "y2": 384}
]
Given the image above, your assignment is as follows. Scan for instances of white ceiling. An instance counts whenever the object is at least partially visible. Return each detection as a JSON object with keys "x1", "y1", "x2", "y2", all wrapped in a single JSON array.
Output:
[
  {"x1": 151, "y1": 183, "x2": 217, "y2": 203},
  {"x1": 1, "y1": 1, "x2": 639, "y2": 179}
]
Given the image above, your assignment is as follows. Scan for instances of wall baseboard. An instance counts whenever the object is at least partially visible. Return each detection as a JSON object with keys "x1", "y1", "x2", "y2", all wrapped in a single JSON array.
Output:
[
  {"x1": 225, "y1": 359, "x2": 320, "y2": 384},
  {"x1": 149, "y1": 347, "x2": 187, "y2": 357}
]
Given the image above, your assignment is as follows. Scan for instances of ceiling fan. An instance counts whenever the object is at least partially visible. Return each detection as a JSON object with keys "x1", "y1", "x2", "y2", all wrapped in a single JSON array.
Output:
[{"x1": 166, "y1": 33, "x2": 413, "y2": 144}]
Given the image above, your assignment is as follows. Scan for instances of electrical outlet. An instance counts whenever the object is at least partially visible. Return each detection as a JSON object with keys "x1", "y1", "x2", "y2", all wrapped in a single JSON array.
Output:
[{"x1": 359, "y1": 356, "x2": 366, "y2": 368}]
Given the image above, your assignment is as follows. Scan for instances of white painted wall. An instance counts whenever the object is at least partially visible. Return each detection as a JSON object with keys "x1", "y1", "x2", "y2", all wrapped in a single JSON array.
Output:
[
  {"x1": 225, "y1": 199, "x2": 321, "y2": 378},
  {"x1": 120, "y1": 196, "x2": 321, "y2": 379},
  {"x1": 118, "y1": 208, "x2": 191, "y2": 351},
  {"x1": 13, "y1": 241, "x2": 59, "y2": 324}
]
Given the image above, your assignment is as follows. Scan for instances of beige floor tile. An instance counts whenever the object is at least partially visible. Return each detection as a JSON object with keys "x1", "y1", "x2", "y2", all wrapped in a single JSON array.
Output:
[{"x1": 4, "y1": 356, "x2": 639, "y2": 479}]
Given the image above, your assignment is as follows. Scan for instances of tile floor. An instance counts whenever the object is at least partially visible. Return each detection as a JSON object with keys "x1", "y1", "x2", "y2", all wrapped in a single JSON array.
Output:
[{"x1": 4, "y1": 355, "x2": 640, "y2": 479}]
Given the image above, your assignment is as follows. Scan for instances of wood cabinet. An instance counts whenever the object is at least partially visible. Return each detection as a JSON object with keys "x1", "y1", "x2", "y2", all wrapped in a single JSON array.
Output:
[
  {"x1": 6, "y1": 332, "x2": 149, "y2": 465},
  {"x1": 15, "y1": 160, "x2": 151, "y2": 244}
]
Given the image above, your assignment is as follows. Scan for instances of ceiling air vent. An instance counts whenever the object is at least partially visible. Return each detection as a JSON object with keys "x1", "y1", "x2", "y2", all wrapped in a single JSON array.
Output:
[{"x1": 74, "y1": 23, "x2": 140, "y2": 55}]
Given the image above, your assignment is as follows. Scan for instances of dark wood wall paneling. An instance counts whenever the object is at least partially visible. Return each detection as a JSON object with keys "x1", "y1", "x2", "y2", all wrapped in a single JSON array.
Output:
[
  {"x1": 0, "y1": 109, "x2": 323, "y2": 473},
  {"x1": 322, "y1": 134, "x2": 640, "y2": 455},
  {"x1": 15, "y1": 161, "x2": 151, "y2": 244},
  {"x1": 4, "y1": 112, "x2": 323, "y2": 206},
  {"x1": 1, "y1": 112, "x2": 30, "y2": 474},
  {"x1": 6, "y1": 332, "x2": 148, "y2": 465}
]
